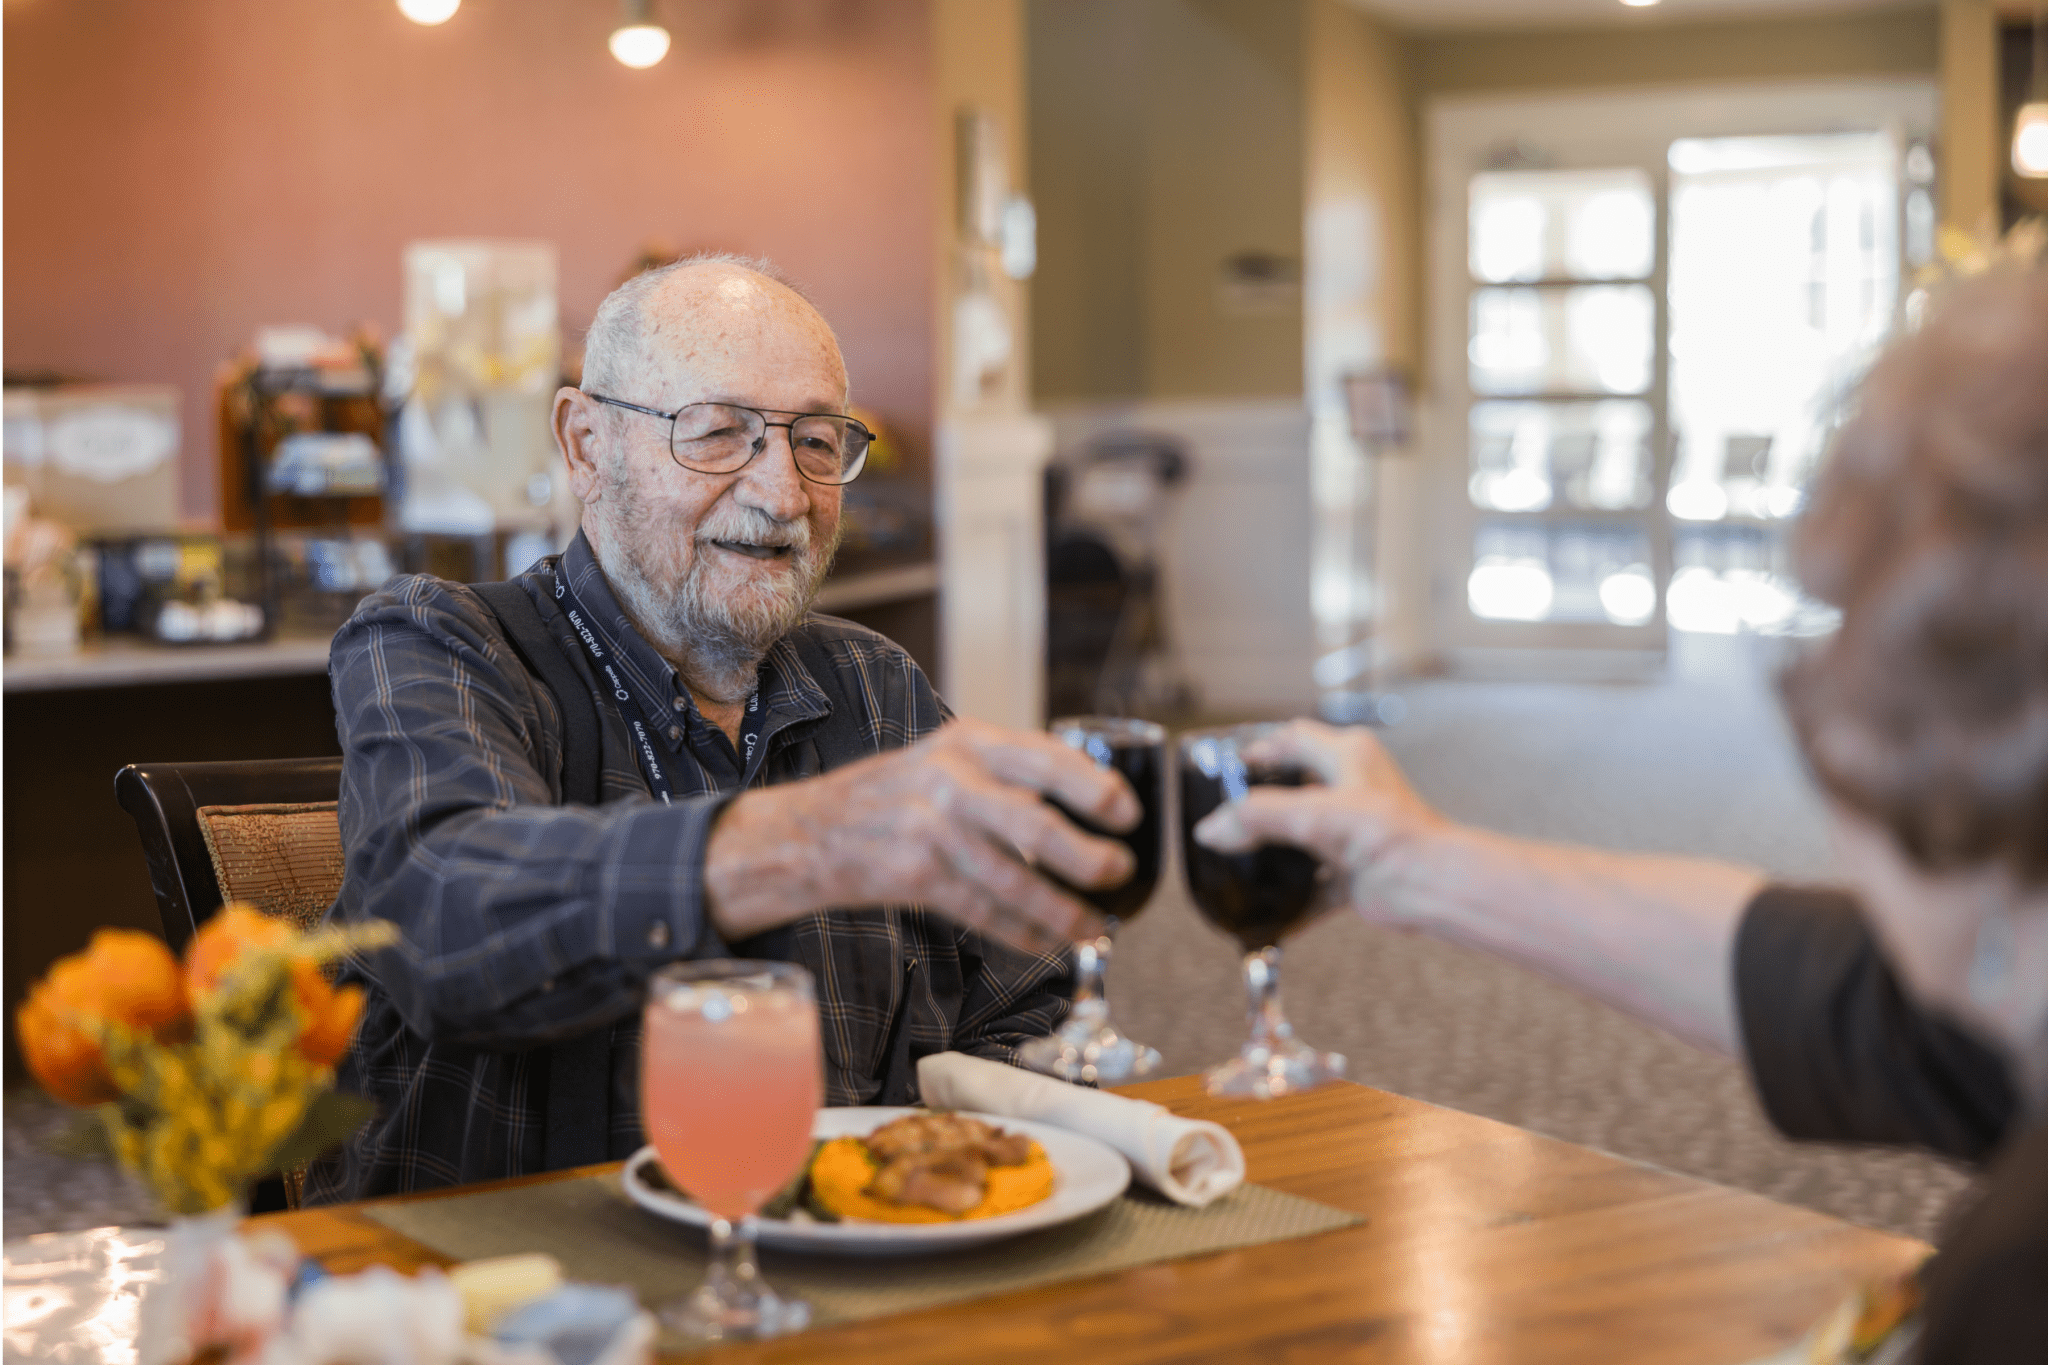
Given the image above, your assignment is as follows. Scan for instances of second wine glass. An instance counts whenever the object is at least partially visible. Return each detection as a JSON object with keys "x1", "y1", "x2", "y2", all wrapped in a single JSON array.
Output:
[
  {"x1": 1017, "y1": 716, "x2": 1166, "y2": 1084},
  {"x1": 1179, "y1": 723, "x2": 1347, "y2": 1099}
]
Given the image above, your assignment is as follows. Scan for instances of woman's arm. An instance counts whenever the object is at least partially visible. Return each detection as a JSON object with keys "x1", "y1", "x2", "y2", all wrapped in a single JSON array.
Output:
[{"x1": 1192, "y1": 721, "x2": 1765, "y2": 1054}]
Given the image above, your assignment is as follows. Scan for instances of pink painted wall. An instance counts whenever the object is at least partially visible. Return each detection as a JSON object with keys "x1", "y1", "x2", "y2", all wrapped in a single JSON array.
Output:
[{"x1": 3, "y1": 0, "x2": 936, "y2": 520}]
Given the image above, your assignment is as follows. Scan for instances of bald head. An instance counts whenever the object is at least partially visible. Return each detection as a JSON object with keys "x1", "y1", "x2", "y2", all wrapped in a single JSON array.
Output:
[
  {"x1": 581, "y1": 253, "x2": 846, "y2": 418},
  {"x1": 555, "y1": 252, "x2": 850, "y2": 705}
]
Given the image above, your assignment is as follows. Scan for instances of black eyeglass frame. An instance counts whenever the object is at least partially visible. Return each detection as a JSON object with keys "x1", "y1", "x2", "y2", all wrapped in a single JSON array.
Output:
[{"x1": 582, "y1": 391, "x2": 872, "y2": 487}]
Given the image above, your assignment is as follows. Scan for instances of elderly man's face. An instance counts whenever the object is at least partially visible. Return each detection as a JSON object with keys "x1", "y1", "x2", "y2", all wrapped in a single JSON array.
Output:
[{"x1": 574, "y1": 268, "x2": 846, "y2": 691}]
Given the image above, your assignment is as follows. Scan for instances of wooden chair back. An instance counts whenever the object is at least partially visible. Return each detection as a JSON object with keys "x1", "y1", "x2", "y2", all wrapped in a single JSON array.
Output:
[
  {"x1": 113, "y1": 757, "x2": 344, "y2": 953},
  {"x1": 112, "y1": 757, "x2": 347, "y2": 1212}
]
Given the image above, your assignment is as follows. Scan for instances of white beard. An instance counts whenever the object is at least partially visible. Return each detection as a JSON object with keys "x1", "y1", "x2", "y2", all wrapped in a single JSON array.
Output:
[{"x1": 597, "y1": 471, "x2": 838, "y2": 703}]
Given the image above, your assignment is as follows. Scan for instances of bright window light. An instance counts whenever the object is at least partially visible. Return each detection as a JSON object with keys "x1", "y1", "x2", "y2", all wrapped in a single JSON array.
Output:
[
  {"x1": 397, "y1": 0, "x2": 460, "y2": 24},
  {"x1": 2016, "y1": 103, "x2": 2048, "y2": 178},
  {"x1": 1470, "y1": 466, "x2": 1552, "y2": 512},
  {"x1": 1468, "y1": 558, "x2": 1555, "y2": 622},
  {"x1": 610, "y1": 23, "x2": 672, "y2": 68},
  {"x1": 1667, "y1": 481, "x2": 1729, "y2": 522},
  {"x1": 1598, "y1": 567, "x2": 1657, "y2": 626},
  {"x1": 1666, "y1": 566, "x2": 1740, "y2": 634},
  {"x1": 1762, "y1": 484, "x2": 1805, "y2": 519}
]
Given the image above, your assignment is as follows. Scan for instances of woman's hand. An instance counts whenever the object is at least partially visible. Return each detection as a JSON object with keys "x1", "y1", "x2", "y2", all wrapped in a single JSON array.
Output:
[{"x1": 1190, "y1": 719, "x2": 1448, "y2": 925}]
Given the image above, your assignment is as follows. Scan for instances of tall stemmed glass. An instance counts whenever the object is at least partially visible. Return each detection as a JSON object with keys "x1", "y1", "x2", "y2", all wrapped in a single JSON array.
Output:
[
  {"x1": 1018, "y1": 716, "x2": 1166, "y2": 1084},
  {"x1": 1179, "y1": 723, "x2": 1347, "y2": 1098},
  {"x1": 641, "y1": 960, "x2": 821, "y2": 1341}
]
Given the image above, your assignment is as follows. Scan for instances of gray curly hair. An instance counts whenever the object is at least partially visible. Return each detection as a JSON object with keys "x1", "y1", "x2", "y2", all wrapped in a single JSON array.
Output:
[{"x1": 1782, "y1": 259, "x2": 2048, "y2": 884}]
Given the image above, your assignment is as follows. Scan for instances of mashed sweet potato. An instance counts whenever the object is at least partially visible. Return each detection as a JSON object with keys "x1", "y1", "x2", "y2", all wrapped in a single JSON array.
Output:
[{"x1": 809, "y1": 1135, "x2": 1056, "y2": 1223}]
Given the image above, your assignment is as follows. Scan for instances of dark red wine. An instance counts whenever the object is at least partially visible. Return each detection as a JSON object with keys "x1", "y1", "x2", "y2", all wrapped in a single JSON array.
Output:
[
  {"x1": 1047, "y1": 738, "x2": 1164, "y2": 925},
  {"x1": 1180, "y1": 761, "x2": 1321, "y2": 952}
]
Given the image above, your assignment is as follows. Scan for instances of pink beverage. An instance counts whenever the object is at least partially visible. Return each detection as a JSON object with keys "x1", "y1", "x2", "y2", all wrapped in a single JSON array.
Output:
[{"x1": 642, "y1": 981, "x2": 822, "y2": 1221}]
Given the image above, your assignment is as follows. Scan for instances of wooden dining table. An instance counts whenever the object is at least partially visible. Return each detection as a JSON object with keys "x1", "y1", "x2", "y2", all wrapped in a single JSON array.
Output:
[{"x1": 249, "y1": 1075, "x2": 1929, "y2": 1364}]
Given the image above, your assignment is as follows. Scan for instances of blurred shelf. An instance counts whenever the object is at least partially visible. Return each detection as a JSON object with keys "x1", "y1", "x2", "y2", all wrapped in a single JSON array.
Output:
[
  {"x1": 3, "y1": 636, "x2": 334, "y2": 693},
  {"x1": 813, "y1": 561, "x2": 939, "y2": 614}
]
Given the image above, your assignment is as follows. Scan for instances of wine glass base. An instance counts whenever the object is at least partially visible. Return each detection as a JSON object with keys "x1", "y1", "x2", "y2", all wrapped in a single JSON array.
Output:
[
  {"x1": 660, "y1": 1285, "x2": 811, "y2": 1343},
  {"x1": 1017, "y1": 1021, "x2": 1163, "y2": 1085},
  {"x1": 1203, "y1": 1040, "x2": 1347, "y2": 1100}
]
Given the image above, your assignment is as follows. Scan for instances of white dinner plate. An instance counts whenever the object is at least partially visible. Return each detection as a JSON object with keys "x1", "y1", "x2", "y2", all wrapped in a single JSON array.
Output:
[{"x1": 621, "y1": 1106, "x2": 1131, "y2": 1256}]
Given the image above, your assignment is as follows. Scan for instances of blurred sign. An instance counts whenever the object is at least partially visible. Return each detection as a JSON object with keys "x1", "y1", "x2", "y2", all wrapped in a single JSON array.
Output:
[
  {"x1": 3, "y1": 385, "x2": 182, "y2": 534},
  {"x1": 1215, "y1": 252, "x2": 1301, "y2": 316}
]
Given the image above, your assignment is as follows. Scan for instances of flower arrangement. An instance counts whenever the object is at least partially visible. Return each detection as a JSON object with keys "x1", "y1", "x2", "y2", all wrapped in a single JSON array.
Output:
[{"x1": 16, "y1": 906, "x2": 396, "y2": 1214}]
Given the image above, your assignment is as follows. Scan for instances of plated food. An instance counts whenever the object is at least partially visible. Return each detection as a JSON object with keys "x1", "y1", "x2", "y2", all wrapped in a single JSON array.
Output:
[
  {"x1": 810, "y1": 1112, "x2": 1055, "y2": 1223},
  {"x1": 622, "y1": 1107, "x2": 1130, "y2": 1256}
]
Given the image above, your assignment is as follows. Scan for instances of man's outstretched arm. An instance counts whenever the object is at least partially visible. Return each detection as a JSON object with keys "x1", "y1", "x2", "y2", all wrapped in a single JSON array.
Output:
[
  {"x1": 704, "y1": 715, "x2": 1139, "y2": 959},
  {"x1": 1192, "y1": 721, "x2": 1765, "y2": 1055}
]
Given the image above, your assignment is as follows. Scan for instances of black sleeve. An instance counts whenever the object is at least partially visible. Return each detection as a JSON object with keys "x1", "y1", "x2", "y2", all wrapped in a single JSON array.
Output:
[
  {"x1": 1734, "y1": 884, "x2": 2017, "y2": 1164},
  {"x1": 1920, "y1": 1125, "x2": 2048, "y2": 1365}
]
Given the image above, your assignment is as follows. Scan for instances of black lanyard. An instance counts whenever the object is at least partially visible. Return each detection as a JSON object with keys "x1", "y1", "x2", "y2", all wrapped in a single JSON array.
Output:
[{"x1": 547, "y1": 568, "x2": 757, "y2": 805}]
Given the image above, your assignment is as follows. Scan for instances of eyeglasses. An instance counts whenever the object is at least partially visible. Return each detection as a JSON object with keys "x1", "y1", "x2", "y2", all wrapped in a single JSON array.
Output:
[{"x1": 582, "y1": 393, "x2": 871, "y2": 486}]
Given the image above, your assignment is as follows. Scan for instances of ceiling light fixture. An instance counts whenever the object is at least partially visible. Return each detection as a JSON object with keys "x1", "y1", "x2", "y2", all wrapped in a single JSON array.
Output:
[
  {"x1": 2017, "y1": 4, "x2": 2048, "y2": 178},
  {"x1": 1620, "y1": 0, "x2": 1662, "y2": 7},
  {"x1": 610, "y1": 0, "x2": 672, "y2": 69},
  {"x1": 397, "y1": 0, "x2": 461, "y2": 25}
]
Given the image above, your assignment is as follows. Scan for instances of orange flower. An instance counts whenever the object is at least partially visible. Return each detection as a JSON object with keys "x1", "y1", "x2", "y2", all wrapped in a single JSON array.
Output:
[
  {"x1": 185, "y1": 905, "x2": 366, "y2": 1066},
  {"x1": 16, "y1": 929, "x2": 191, "y2": 1107},
  {"x1": 296, "y1": 982, "x2": 366, "y2": 1068},
  {"x1": 184, "y1": 906, "x2": 294, "y2": 999}
]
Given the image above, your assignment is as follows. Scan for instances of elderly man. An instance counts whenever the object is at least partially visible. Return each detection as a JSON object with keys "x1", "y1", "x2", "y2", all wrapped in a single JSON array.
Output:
[{"x1": 305, "y1": 255, "x2": 1134, "y2": 1203}]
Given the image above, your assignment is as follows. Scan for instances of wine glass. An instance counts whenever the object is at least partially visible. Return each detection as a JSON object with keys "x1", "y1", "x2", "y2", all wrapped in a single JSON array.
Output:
[
  {"x1": 1017, "y1": 716, "x2": 1166, "y2": 1084},
  {"x1": 640, "y1": 960, "x2": 821, "y2": 1341},
  {"x1": 1179, "y1": 723, "x2": 1347, "y2": 1098}
]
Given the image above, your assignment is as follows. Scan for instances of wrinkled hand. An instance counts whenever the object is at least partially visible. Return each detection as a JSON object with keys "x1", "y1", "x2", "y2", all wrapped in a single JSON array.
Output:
[
  {"x1": 707, "y1": 716, "x2": 1139, "y2": 956},
  {"x1": 1189, "y1": 719, "x2": 1446, "y2": 924}
]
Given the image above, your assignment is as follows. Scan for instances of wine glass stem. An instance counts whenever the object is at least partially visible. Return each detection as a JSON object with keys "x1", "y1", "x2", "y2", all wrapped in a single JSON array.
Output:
[
  {"x1": 703, "y1": 1215, "x2": 764, "y2": 1304},
  {"x1": 1069, "y1": 934, "x2": 1112, "y2": 1026},
  {"x1": 1243, "y1": 946, "x2": 1296, "y2": 1051}
]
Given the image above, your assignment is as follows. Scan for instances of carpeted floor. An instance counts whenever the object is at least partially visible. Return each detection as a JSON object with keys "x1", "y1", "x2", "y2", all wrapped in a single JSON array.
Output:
[
  {"x1": 1108, "y1": 633, "x2": 1976, "y2": 1243},
  {"x1": 2, "y1": 635, "x2": 1977, "y2": 1243}
]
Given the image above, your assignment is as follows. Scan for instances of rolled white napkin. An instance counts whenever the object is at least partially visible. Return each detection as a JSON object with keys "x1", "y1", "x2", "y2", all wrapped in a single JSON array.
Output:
[{"x1": 916, "y1": 1051, "x2": 1246, "y2": 1207}]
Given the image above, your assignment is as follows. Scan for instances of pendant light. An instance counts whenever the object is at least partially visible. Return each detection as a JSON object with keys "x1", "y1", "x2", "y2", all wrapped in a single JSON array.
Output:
[
  {"x1": 2017, "y1": 3, "x2": 2048, "y2": 178},
  {"x1": 610, "y1": 0, "x2": 672, "y2": 69},
  {"x1": 397, "y1": 0, "x2": 460, "y2": 24}
]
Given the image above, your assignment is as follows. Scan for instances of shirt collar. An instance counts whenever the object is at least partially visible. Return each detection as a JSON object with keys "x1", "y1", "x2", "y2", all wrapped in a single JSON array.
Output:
[{"x1": 557, "y1": 529, "x2": 830, "y2": 756}]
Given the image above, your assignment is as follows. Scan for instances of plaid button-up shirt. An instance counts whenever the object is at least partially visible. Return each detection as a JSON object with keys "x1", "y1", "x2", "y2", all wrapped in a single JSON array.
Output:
[{"x1": 304, "y1": 532, "x2": 1072, "y2": 1204}]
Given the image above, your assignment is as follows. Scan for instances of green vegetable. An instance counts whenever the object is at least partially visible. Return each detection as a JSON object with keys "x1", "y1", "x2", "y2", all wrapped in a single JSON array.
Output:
[
  {"x1": 800, "y1": 1177, "x2": 842, "y2": 1224},
  {"x1": 650, "y1": 1142, "x2": 835, "y2": 1222},
  {"x1": 759, "y1": 1140, "x2": 827, "y2": 1220}
]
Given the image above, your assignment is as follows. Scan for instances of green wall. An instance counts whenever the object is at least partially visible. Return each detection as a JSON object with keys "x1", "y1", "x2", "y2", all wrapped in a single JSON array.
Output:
[
  {"x1": 1026, "y1": 1, "x2": 1940, "y2": 405},
  {"x1": 1412, "y1": 3, "x2": 1937, "y2": 94},
  {"x1": 1029, "y1": 0, "x2": 1306, "y2": 402}
]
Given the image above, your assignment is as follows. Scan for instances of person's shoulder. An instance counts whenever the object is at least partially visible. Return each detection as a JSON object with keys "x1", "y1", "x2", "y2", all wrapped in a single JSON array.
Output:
[
  {"x1": 338, "y1": 573, "x2": 496, "y2": 640},
  {"x1": 783, "y1": 614, "x2": 939, "y2": 716},
  {"x1": 792, "y1": 612, "x2": 917, "y2": 665},
  {"x1": 331, "y1": 572, "x2": 564, "y2": 685}
]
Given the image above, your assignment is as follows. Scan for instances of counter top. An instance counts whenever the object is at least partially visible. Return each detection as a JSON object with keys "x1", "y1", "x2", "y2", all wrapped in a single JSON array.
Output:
[
  {"x1": 813, "y1": 559, "x2": 939, "y2": 614},
  {"x1": 2, "y1": 635, "x2": 336, "y2": 692},
  {"x1": 3, "y1": 563, "x2": 940, "y2": 694}
]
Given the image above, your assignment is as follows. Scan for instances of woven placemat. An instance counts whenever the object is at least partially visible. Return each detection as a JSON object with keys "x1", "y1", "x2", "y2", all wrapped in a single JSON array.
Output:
[{"x1": 365, "y1": 1172, "x2": 1362, "y2": 1353}]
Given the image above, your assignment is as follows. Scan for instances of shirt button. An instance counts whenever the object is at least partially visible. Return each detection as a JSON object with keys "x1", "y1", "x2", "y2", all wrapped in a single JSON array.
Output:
[
  {"x1": 648, "y1": 921, "x2": 671, "y2": 950},
  {"x1": 672, "y1": 697, "x2": 686, "y2": 711},
  {"x1": 666, "y1": 725, "x2": 682, "y2": 741},
  {"x1": 540, "y1": 978, "x2": 555, "y2": 993}
]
